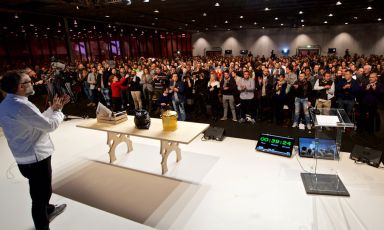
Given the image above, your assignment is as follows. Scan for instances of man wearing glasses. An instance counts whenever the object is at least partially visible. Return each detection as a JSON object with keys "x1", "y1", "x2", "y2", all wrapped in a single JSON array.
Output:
[{"x1": 0, "y1": 70, "x2": 69, "y2": 230}]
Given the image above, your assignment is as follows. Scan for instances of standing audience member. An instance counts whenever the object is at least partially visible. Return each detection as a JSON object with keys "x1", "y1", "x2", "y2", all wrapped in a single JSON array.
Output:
[
  {"x1": 169, "y1": 73, "x2": 186, "y2": 121},
  {"x1": 129, "y1": 70, "x2": 142, "y2": 110},
  {"x1": 336, "y1": 69, "x2": 360, "y2": 117},
  {"x1": 141, "y1": 68, "x2": 154, "y2": 112},
  {"x1": 238, "y1": 70, "x2": 256, "y2": 124},
  {"x1": 313, "y1": 72, "x2": 334, "y2": 110},
  {"x1": 220, "y1": 71, "x2": 237, "y2": 121},
  {"x1": 207, "y1": 72, "x2": 221, "y2": 122},
  {"x1": 358, "y1": 72, "x2": 384, "y2": 134},
  {"x1": 272, "y1": 74, "x2": 287, "y2": 125},
  {"x1": 87, "y1": 66, "x2": 97, "y2": 106},
  {"x1": 0, "y1": 70, "x2": 69, "y2": 230},
  {"x1": 291, "y1": 73, "x2": 313, "y2": 130},
  {"x1": 109, "y1": 74, "x2": 128, "y2": 112}
]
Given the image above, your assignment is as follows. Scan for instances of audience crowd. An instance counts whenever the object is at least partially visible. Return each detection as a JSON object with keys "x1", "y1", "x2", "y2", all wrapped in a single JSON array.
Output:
[{"x1": 1, "y1": 52, "x2": 384, "y2": 135}]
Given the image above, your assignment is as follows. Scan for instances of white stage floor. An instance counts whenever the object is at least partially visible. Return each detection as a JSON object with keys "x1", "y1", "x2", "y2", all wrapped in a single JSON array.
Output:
[{"x1": 1, "y1": 119, "x2": 384, "y2": 230}]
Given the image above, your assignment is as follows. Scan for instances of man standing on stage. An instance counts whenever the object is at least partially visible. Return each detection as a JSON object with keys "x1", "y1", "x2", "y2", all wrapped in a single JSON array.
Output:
[{"x1": 0, "y1": 70, "x2": 68, "y2": 230}]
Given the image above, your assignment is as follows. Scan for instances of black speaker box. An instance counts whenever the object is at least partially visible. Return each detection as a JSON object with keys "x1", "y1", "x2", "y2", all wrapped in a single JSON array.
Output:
[
  {"x1": 203, "y1": 127, "x2": 225, "y2": 141},
  {"x1": 350, "y1": 145, "x2": 383, "y2": 168}
]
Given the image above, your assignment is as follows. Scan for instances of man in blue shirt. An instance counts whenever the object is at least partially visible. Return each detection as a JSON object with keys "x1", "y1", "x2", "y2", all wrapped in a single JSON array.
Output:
[{"x1": 0, "y1": 70, "x2": 69, "y2": 230}]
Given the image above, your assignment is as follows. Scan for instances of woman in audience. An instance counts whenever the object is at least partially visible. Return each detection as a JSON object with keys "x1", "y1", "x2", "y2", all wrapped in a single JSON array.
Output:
[{"x1": 207, "y1": 72, "x2": 221, "y2": 122}]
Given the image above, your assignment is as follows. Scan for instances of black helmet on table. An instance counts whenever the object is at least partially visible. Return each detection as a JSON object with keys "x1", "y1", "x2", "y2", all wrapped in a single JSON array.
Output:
[{"x1": 134, "y1": 109, "x2": 151, "y2": 129}]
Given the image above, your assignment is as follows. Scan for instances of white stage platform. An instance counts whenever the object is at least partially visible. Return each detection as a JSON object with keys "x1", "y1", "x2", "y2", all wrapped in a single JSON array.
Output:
[{"x1": 1, "y1": 119, "x2": 384, "y2": 230}]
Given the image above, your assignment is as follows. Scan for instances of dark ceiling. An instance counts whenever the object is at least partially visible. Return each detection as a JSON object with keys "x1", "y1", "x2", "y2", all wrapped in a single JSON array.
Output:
[{"x1": 0, "y1": 0, "x2": 383, "y2": 38}]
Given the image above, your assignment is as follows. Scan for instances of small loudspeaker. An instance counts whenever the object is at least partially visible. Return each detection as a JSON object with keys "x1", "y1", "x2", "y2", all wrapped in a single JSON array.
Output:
[
  {"x1": 350, "y1": 145, "x2": 383, "y2": 168},
  {"x1": 225, "y1": 50, "x2": 232, "y2": 54},
  {"x1": 203, "y1": 126, "x2": 225, "y2": 141}
]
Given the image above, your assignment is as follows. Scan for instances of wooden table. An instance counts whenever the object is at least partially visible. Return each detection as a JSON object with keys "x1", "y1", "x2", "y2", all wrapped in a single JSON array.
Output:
[{"x1": 77, "y1": 116, "x2": 209, "y2": 174}]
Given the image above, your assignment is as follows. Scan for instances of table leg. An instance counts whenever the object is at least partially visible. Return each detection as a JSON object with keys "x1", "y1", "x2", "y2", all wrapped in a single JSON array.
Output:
[
  {"x1": 107, "y1": 132, "x2": 133, "y2": 163},
  {"x1": 160, "y1": 140, "x2": 181, "y2": 174}
]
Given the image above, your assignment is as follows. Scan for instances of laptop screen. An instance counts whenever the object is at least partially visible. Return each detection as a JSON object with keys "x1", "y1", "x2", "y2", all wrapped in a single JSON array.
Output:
[
  {"x1": 298, "y1": 137, "x2": 337, "y2": 159},
  {"x1": 256, "y1": 133, "x2": 294, "y2": 157}
]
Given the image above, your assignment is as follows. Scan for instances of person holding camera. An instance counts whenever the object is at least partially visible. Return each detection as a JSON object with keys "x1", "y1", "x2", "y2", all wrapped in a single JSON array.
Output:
[{"x1": 0, "y1": 70, "x2": 69, "y2": 230}]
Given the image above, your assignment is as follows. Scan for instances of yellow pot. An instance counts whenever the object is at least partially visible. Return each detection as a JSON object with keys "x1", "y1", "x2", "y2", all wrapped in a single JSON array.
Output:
[{"x1": 161, "y1": 110, "x2": 178, "y2": 131}]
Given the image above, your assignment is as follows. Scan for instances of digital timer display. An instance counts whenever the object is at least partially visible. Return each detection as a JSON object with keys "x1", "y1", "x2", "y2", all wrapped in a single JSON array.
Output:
[{"x1": 256, "y1": 133, "x2": 295, "y2": 157}]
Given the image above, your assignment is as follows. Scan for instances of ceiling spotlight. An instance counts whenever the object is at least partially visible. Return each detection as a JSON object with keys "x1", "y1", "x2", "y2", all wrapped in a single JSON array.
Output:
[
  {"x1": 126, "y1": 0, "x2": 132, "y2": 5},
  {"x1": 336, "y1": 1, "x2": 342, "y2": 5},
  {"x1": 108, "y1": 24, "x2": 111, "y2": 28},
  {"x1": 76, "y1": 5, "x2": 79, "y2": 10},
  {"x1": 265, "y1": 7, "x2": 270, "y2": 11},
  {"x1": 329, "y1": 13, "x2": 333, "y2": 17},
  {"x1": 353, "y1": 17, "x2": 358, "y2": 20},
  {"x1": 345, "y1": 22, "x2": 348, "y2": 24},
  {"x1": 225, "y1": 20, "x2": 228, "y2": 23},
  {"x1": 192, "y1": 19, "x2": 196, "y2": 22},
  {"x1": 143, "y1": 0, "x2": 150, "y2": 2},
  {"x1": 214, "y1": 2, "x2": 220, "y2": 7},
  {"x1": 154, "y1": 9, "x2": 159, "y2": 13},
  {"x1": 280, "y1": 23, "x2": 284, "y2": 26},
  {"x1": 14, "y1": 13, "x2": 19, "y2": 19},
  {"x1": 57, "y1": 29, "x2": 61, "y2": 33},
  {"x1": 299, "y1": 11, "x2": 303, "y2": 14},
  {"x1": 324, "y1": 21, "x2": 328, "y2": 24},
  {"x1": 30, "y1": 24, "x2": 34, "y2": 27},
  {"x1": 227, "y1": 28, "x2": 230, "y2": 31},
  {"x1": 367, "y1": 6, "x2": 372, "y2": 10},
  {"x1": 262, "y1": 26, "x2": 265, "y2": 29},
  {"x1": 275, "y1": 17, "x2": 278, "y2": 20},
  {"x1": 302, "y1": 24, "x2": 305, "y2": 27},
  {"x1": 240, "y1": 15, "x2": 243, "y2": 19},
  {"x1": 105, "y1": 15, "x2": 110, "y2": 18},
  {"x1": 239, "y1": 25, "x2": 242, "y2": 28},
  {"x1": 254, "y1": 22, "x2": 257, "y2": 25},
  {"x1": 47, "y1": 27, "x2": 50, "y2": 30},
  {"x1": 301, "y1": 19, "x2": 304, "y2": 22},
  {"x1": 74, "y1": 20, "x2": 77, "y2": 25},
  {"x1": 378, "y1": 18, "x2": 382, "y2": 21},
  {"x1": 203, "y1": 12, "x2": 207, "y2": 16}
]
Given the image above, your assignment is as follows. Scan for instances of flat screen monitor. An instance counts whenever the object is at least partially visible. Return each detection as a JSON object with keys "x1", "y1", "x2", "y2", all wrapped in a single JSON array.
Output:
[
  {"x1": 298, "y1": 137, "x2": 338, "y2": 160},
  {"x1": 240, "y1": 49, "x2": 248, "y2": 55},
  {"x1": 328, "y1": 48, "x2": 336, "y2": 54},
  {"x1": 256, "y1": 133, "x2": 294, "y2": 157}
]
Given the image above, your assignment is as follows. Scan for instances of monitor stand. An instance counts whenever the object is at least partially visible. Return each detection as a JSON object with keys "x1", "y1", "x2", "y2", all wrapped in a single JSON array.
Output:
[{"x1": 301, "y1": 173, "x2": 350, "y2": 196}]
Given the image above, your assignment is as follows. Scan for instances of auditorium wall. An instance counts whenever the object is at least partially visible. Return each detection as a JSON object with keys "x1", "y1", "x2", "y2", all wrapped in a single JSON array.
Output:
[{"x1": 191, "y1": 23, "x2": 384, "y2": 57}]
